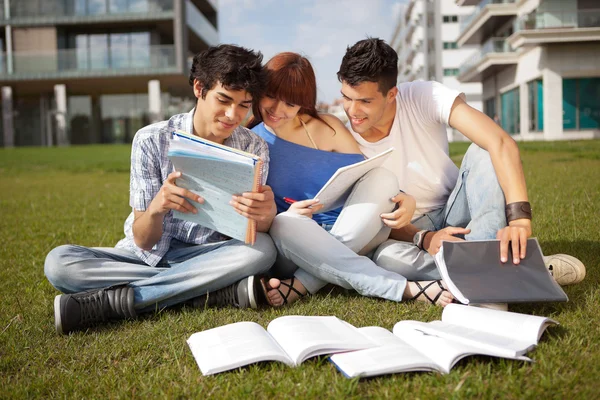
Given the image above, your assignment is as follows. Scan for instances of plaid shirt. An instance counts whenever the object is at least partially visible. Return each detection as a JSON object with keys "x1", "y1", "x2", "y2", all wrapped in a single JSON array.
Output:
[{"x1": 115, "y1": 109, "x2": 270, "y2": 267}]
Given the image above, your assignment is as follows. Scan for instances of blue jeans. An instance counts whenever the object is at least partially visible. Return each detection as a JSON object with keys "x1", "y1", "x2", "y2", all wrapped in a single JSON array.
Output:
[
  {"x1": 44, "y1": 234, "x2": 276, "y2": 313},
  {"x1": 268, "y1": 167, "x2": 408, "y2": 301},
  {"x1": 373, "y1": 144, "x2": 507, "y2": 280}
]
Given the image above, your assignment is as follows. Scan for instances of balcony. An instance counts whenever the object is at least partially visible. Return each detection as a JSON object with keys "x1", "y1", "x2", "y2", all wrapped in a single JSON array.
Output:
[
  {"x1": 458, "y1": 37, "x2": 518, "y2": 82},
  {"x1": 456, "y1": 0, "x2": 480, "y2": 6},
  {"x1": 0, "y1": 45, "x2": 177, "y2": 81},
  {"x1": 0, "y1": 0, "x2": 174, "y2": 26},
  {"x1": 508, "y1": 9, "x2": 600, "y2": 48},
  {"x1": 405, "y1": 0, "x2": 416, "y2": 24},
  {"x1": 457, "y1": 0, "x2": 519, "y2": 46}
]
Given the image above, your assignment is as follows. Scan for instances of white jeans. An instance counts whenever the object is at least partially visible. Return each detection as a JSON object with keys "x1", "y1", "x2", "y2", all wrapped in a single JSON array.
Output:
[{"x1": 268, "y1": 167, "x2": 410, "y2": 302}]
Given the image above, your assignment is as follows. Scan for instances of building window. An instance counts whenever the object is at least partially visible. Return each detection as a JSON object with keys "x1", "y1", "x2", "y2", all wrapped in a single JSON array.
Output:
[
  {"x1": 443, "y1": 15, "x2": 458, "y2": 23},
  {"x1": 484, "y1": 97, "x2": 497, "y2": 120},
  {"x1": 527, "y1": 79, "x2": 544, "y2": 132},
  {"x1": 563, "y1": 78, "x2": 600, "y2": 130},
  {"x1": 500, "y1": 88, "x2": 520, "y2": 134},
  {"x1": 443, "y1": 42, "x2": 458, "y2": 49},
  {"x1": 443, "y1": 68, "x2": 459, "y2": 76}
]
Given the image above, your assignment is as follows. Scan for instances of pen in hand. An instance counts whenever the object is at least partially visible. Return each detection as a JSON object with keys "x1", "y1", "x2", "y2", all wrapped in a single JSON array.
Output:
[{"x1": 283, "y1": 197, "x2": 297, "y2": 205}]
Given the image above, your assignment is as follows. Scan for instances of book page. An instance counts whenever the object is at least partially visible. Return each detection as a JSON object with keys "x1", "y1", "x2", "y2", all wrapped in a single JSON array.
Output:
[
  {"x1": 393, "y1": 321, "x2": 531, "y2": 373},
  {"x1": 313, "y1": 148, "x2": 394, "y2": 213},
  {"x1": 187, "y1": 322, "x2": 293, "y2": 375},
  {"x1": 169, "y1": 155, "x2": 256, "y2": 242},
  {"x1": 403, "y1": 320, "x2": 533, "y2": 358},
  {"x1": 171, "y1": 130, "x2": 259, "y2": 165},
  {"x1": 442, "y1": 304, "x2": 557, "y2": 345},
  {"x1": 266, "y1": 316, "x2": 375, "y2": 365},
  {"x1": 330, "y1": 327, "x2": 440, "y2": 378}
]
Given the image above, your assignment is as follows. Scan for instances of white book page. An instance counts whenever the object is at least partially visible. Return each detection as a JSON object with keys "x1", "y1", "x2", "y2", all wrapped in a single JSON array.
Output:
[
  {"x1": 330, "y1": 327, "x2": 440, "y2": 378},
  {"x1": 266, "y1": 316, "x2": 374, "y2": 365},
  {"x1": 404, "y1": 320, "x2": 532, "y2": 358},
  {"x1": 442, "y1": 304, "x2": 557, "y2": 345},
  {"x1": 393, "y1": 322, "x2": 531, "y2": 373},
  {"x1": 169, "y1": 155, "x2": 255, "y2": 242},
  {"x1": 187, "y1": 321, "x2": 293, "y2": 376},
  {"x1": 313, "y1": 148, "x2": 394, "y2": 213}
]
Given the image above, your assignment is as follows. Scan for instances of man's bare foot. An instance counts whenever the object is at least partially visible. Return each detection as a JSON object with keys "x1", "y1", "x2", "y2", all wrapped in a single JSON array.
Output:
[
  {"x1": 404, "y1": 280, "x2": 454, "y2": 307},
  {"x1": 261, "y1": 277, "x2": 307, "y2": 307}
]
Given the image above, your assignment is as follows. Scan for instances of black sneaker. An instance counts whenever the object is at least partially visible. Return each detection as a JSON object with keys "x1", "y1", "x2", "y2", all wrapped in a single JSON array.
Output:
[
  {"x1": 191, "y1": 276, "x2": 259, "y2": 309},
  {"x1": 54, "y1": 284, "x2": 136, "y2": 335}
]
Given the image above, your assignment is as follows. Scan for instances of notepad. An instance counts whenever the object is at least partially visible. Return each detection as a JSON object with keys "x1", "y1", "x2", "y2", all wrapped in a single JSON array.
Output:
[
  {"x1": 434, "y1": 238, "x2": 568, "y2": 304},
  {"x1": 167, "y1": 130, "x2": 264, "y2": 244},
  {"x1": 313, "y1": 147, "x2": 394, "y2": 213}
]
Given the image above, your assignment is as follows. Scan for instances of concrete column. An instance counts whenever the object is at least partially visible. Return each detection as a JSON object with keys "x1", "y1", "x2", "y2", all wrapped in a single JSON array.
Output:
[
  {"x1": 2, "y1": 86, "x2": 14, "y2": 147},
  {"x1": 542, "y1": 68, "x2": 563, "y2": 139},
  {"x1": 173, "y1": 0, "x2": 188, "y2": 73},
  {"x1": 519, "y1": 83, "x2": 529, "y2": 137},
  {"x1": 148, "y1": 79, "x2": 162, "y2": 123},
  {"x1": 54, "y1": 84, "x2": 68, "y2": 145}
]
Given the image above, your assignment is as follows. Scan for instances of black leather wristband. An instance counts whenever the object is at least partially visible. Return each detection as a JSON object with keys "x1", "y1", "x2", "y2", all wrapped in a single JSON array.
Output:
[{"x1": 505, "y1": 201, "x2": 532, "y2": 222}]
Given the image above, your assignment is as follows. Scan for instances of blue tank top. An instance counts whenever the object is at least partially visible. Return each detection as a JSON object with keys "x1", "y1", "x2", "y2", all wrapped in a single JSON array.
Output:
[{"x1": 252, "y1": 122, "x2": 365, "y2": 225}]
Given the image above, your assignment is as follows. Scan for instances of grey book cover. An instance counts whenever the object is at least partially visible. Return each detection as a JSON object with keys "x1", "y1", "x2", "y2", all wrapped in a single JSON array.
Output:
[{"x1": 434, "y1": 238, "x2": 568, "y2": 304}]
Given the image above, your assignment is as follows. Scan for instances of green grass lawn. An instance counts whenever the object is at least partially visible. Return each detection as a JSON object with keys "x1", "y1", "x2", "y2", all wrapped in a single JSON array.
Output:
[{"x1": 1, "y1": 141, "x2": 599, "y2": 398}]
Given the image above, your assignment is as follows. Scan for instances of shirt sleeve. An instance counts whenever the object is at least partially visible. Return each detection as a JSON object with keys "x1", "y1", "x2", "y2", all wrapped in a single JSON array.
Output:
[
  {"x1": 129, "y1": 132, "x2": 163, "y2": 211},
  {"x1": 413, "y1": 81, "x2": 465, "y2": 126}
]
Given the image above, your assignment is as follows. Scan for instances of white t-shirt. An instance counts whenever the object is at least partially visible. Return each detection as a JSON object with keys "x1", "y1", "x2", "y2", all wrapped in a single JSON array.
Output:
[{"x1": 349, "y1": 81, "x2": 463, "y2": 217}]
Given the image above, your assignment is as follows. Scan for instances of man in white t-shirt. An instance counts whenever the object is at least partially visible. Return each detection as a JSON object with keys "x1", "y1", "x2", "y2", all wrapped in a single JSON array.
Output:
[{"x1": 336, "y1": 38, "x2": 585, "y2": 295}]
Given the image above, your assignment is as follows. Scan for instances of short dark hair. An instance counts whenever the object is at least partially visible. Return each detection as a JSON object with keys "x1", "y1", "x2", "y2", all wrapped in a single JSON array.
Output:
[
  {"x1": 337, "y1": 38, "x2": 398, "y2": 94},
  {"x1": 189, "y1": 44, "x2": 265, "y2": 100}
]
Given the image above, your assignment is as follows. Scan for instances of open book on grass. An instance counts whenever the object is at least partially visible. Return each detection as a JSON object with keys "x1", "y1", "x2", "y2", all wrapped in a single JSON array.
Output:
[
  {"x1": 434, "y1": 239, "x2": 568, "y2": 304},
  {"x1": 187, "y1": 316, "x2": 375, "y2": 376},
  {"x1": 330, "y1": 304, "x2": 556, "y2": 378},
  {"x1": 167, "y1": 130, "x2": 264, "y2": 244},
  {"x1": 313, "y1": 147, "x2": 394, "y2": 213}
]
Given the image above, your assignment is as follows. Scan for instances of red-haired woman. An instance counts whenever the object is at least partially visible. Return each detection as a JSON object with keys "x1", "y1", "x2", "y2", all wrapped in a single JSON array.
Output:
[{"x1": 248, "y1": 53, "x2": 448, "y2": 308}]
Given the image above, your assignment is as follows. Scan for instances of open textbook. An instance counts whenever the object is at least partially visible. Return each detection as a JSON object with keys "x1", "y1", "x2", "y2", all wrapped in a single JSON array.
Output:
[
  {"x1": 434, "y1": 239, "x2": 568, "y2": 304},
  {"x1": 330, "y1": 304, "x2": 556, "y2": 378},
  {"x1": 313, "y1": 147, "x2": 394, "y2": 213},
  {"x1": 167, "y1": 130, "x2": 263, "y2": 244},
  {"x1": 187, "y1": 316, "x2": 375, "y2": 376}
]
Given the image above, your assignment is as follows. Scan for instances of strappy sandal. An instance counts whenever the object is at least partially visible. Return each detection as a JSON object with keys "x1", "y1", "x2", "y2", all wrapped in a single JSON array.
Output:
[
  {"x1": 259, "y1": 276, "x2": 306, "y2": 306},
  {"x1": 409, "y1": 280, "x2": 448, "y2": 306}
]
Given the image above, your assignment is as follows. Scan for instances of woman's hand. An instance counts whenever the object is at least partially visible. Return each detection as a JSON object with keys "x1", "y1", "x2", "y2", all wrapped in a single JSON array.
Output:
[{"x1": 287, "y1": 199, "x2": 324, "y2": 219}]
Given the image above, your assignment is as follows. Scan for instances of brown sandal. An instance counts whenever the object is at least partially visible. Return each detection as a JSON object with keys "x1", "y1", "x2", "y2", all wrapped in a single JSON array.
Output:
[{"x1": 409, "y1": 280, "x2": 448, "y2": 306}]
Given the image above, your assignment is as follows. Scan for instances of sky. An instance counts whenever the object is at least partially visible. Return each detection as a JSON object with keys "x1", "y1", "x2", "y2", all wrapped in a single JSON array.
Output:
[{"x1": 218, "y1": 0, "x2": 407, "y2": 104}]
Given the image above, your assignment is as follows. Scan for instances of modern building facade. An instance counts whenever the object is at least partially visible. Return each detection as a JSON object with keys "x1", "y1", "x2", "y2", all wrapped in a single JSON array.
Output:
[
  {"x1": 0, "y1": 0, "x2": 218, "y2": 147},
  {"x1": 392, "y1": 0, "x2": 483, "y2": 141},
  {"x1": 456, "y1": 0, "x2": 600, "y2": 140}
]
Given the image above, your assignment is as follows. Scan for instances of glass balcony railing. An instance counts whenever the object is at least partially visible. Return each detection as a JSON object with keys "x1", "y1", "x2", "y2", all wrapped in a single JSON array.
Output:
[
  {"x1": 514, "y1": 9, "x2": 600, "y2": 31},
  {"x1": 0, "y1": 45, "x2": 175, "y2": 75},
  {"x1": 459, "y1": 37, "x2": 515, "y2": 76},
  {"x1": 459, "y1": 0, "x2": 517, "y2": 33},
  {"x1": 2, "y1": 0, "x2": 173, "y2": 19}
]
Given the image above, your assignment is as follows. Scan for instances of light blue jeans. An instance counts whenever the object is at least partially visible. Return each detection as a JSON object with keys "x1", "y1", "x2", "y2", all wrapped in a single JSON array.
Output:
[
  {"x1": 373, "y1": 144, "x2": 507, "y2": 280},
  {"x1": 44, "y1": 234, "x2": 276, "y2": 313},
  {"x1": 268, "y1": 167, "x2": 410, "y2": 301}
]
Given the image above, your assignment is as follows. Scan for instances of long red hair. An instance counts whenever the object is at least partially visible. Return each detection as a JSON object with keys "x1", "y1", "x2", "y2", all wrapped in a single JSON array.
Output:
[{"x1": 248, "y1": 52, "x2": 325, "y2": 128}]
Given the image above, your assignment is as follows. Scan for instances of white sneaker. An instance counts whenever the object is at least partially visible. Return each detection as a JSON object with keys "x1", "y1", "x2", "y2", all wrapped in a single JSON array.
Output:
[
  {"x1": 544, "y1": 254, "x2": 586, "y2": 286},
  {"x1": 469, "y1": 303, "x2": 508, "y2": 311}
]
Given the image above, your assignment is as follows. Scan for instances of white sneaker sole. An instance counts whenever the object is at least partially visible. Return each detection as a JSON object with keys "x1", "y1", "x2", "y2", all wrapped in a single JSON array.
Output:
[
  {"x1": 54, "y1": 294, "x2": 64, "y2": 335},
  {"x1": 247, "y1": 275, "x2": 257, "y2": 309}
]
